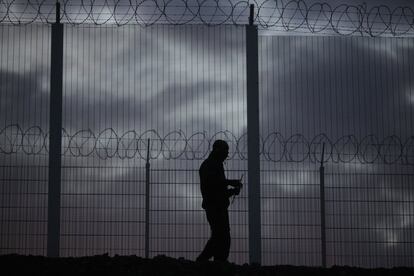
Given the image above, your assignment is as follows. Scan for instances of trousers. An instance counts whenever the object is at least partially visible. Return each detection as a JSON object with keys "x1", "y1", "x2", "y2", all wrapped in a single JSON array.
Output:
[{"x1": 197, "y1": 207, "x2": 231, "y2": 261}]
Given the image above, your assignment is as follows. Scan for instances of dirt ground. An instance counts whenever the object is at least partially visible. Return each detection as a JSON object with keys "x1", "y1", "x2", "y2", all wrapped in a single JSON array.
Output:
[{"x1": 1, "y1": 254, "x2": 413, "y2": 276}]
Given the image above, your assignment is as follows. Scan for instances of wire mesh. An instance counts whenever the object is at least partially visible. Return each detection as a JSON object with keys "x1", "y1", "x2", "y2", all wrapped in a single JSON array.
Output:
[
  {"x1": 258, "y1": 34, "x2": 414, "y2": 267},
  {"x1": 325, "y1": 169, "x2": 414, "y2": 267},
  {"x1": 0, "y1": 24, "x2": 51, "y2": 255},
  {"x1": 1, "y1": 20, "x2": 414, "y2": 267},
  {"x1": 149, "y1": 168, "x2": 248, "y2": 263},
  {"x1": 0, "y1": 25, "x2": 50, "y2": 255},
  {"x1": 58, "y1": 24, "x2": 248, "y2": 263},
  {"x1": 60, "y1": 165, "x2": 146, "y2": 256},
  {"x1": 261, "y1": 169, "x2": 321, "y2": 266}
]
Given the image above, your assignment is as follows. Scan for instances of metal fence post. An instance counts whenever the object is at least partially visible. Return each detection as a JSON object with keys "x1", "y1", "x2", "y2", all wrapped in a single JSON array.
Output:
[
  {"x1": 246, "y1": 4, "x2": 262, "y2": 265},
  {"x1": 47, "y1": 1, "x2": 63, "y2": 257},
  {"x1": 320, "y1": 143, "x2": 326, "y2": 267},
  {"x1": 145, "y1": 139, "x2": 150, "y2": 258}
]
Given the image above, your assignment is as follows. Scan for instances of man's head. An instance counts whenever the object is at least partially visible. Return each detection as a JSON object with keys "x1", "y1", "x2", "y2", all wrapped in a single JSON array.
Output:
[{"x1": 212, "y1": 140, "x2": 229, "y2": 162}]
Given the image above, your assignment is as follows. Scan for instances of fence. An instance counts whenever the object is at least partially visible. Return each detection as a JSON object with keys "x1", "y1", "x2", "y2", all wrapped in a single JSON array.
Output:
[
  {"x1": 1, "y1": 0, "x2": 414, "y2": 268},
  {"x1": 1, "y1": 127, "x2": 413, "y2": 266}
]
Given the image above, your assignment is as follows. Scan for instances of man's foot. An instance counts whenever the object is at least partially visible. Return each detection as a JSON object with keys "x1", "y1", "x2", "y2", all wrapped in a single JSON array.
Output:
[
  {"x1": 196, "y1": 256, "x2": 210, "y2": 262},
  {"x1": 213, "y1": 259, "x2": 229, "y2": 264}
]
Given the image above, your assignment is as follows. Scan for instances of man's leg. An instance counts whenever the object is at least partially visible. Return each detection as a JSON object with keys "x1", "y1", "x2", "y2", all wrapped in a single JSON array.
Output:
[
  {"x1": 197, "y1": 208, "x2": 217, "y2": 261},
  {"x1": 197, "y1": 237, "x2": 214, "y2": 261},
  {"x1": 213, "y1": 209, "x2": 231, "y2": 261}
]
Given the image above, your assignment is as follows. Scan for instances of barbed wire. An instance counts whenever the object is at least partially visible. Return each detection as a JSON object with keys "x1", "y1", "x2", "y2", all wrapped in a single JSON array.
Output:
[
  {"x1": 1, "y1": 124, "x2": 413, "y2": 165},
  {"x1": 0, "y1": 0, "x2": 414, "y2": 37}
]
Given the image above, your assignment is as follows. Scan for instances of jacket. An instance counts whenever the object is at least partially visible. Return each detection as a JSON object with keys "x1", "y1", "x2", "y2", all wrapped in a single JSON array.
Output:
[{"x1": 199, "y1": 154, "x2": 237, "y2": 210}]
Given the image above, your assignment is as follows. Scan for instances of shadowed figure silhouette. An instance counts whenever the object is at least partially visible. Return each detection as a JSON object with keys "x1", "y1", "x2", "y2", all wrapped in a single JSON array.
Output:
[{"x1": 196, "y1": 140, "x2": 243, "y2": 262}]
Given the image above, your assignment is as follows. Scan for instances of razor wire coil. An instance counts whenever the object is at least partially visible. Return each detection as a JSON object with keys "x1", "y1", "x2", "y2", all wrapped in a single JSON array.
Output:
[
  {"x1": 0, "y1": 1, "x2": 414, "y2": 37},
  {"x1": 1, "y1": 124, "x2": 413, "y2": 165}
]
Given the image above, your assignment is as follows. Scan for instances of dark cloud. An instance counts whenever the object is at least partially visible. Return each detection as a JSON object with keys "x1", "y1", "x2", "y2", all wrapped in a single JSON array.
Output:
[
  {"x1": 0, "y1": 69, "x2": 50, "y2": 128},
  {"x1": 259, "y1": 36, "x2": 414, "y2": 139},
  {"x1": 61, "y1": 80, "x2": 233, "y2": 133}
]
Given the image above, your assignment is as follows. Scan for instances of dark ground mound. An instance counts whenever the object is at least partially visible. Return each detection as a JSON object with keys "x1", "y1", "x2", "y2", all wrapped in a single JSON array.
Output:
[{"x1": 0, "y1": 254, "x2": 413, "y2": 276}]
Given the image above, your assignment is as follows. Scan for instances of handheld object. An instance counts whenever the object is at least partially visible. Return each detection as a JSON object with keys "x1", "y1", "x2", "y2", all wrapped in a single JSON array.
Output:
[{"x1": 231, "y1": 174, "x2": 244, "y2": 204}]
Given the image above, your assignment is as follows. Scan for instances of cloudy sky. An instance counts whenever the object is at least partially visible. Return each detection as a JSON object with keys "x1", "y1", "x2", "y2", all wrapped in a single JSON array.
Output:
[{"x1": 1, "y1": 0, "x2": 414, "y2": 267}]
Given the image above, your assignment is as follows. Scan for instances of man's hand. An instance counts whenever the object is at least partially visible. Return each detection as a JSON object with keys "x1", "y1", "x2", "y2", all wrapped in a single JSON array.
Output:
[
  {"x1": 227, "y1": 179, "x2": 243, "y2": 199},
  {"x1": 227, "y1": 188, "x2": 240, "y2": 197},
  {"x1": 234, "y1": 180, "x2": 243, "y2": 189},
  {"x1": 230, "y1": 179, "x2": 243, "y2": 188}
]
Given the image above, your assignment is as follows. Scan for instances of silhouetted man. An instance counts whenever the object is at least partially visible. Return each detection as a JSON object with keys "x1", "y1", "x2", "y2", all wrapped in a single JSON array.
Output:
[{"x1": 196, "y1": 140, "x2": 242, "y2": 262}]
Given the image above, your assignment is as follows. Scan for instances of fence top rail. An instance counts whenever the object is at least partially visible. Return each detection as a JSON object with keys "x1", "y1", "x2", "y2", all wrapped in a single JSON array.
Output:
[{"x1": 1, "y1": 0, "x2": 414, "y2": 37}]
